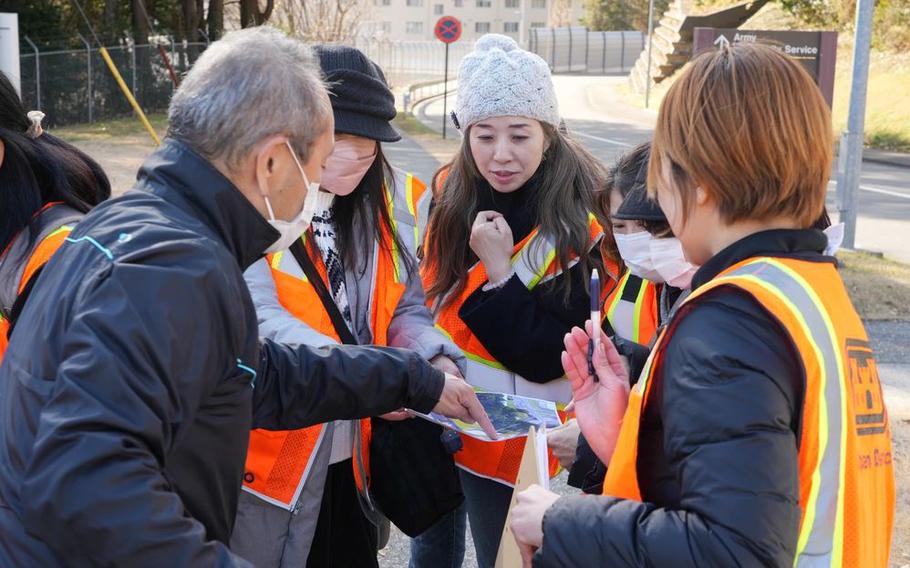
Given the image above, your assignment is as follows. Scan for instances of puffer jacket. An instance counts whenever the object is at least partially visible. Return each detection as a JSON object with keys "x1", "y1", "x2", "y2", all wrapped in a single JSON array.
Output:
[{"x1": 535, "y1": 230, "x2": 832, "y2": 567}]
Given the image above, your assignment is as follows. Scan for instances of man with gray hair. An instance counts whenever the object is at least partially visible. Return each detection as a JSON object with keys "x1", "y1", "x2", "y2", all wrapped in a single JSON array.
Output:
[{"x1": 0, "y1": 26, "x2": 492, "y2": 566}]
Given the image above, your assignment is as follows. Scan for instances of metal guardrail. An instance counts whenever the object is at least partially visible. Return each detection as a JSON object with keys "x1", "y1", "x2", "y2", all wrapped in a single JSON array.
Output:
[{"x1": 403, "y1": 78, "x2": 457, "y2": 114}]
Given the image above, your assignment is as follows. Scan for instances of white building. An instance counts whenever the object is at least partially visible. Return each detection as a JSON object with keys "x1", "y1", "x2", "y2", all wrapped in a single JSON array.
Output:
[{"x1": 362, "y1": 0, "x2": 586, "y2": 46}]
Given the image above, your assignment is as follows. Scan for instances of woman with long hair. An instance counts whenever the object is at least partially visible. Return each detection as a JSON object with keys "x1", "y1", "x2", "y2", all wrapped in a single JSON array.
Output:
[
  {"x1": 0, "y1": 72, "x2": 110, "y2": 362},
  {"x1": 230, "y1": 45, "x2": 465, "y2": 568},
  {"x1": 417, "y1": 34, "x2": 605, "y2": 567}
]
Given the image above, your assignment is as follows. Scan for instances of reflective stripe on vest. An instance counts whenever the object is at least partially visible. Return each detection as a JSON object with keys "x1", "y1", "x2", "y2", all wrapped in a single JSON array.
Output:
[
  {"x1": 603, "y1": 269, "x2": 658, "y2": 345},
  {"x1": 602, "y1": 257, "x2": 895, "y2": 567},
  {"x1": 0, "y1": 222, "x2": 75, "y2": 364},
  {"x1": 429, "y1": 216, "x2": 603, "y2": 485},
  {"x1": 242, "y1": 171, "x2": 423, "y2": 510}
]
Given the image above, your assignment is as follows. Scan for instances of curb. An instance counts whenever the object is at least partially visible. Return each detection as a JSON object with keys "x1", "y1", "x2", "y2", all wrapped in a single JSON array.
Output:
[{"x1": 862, "y1": 148, "x2": 910, "y2": 170}]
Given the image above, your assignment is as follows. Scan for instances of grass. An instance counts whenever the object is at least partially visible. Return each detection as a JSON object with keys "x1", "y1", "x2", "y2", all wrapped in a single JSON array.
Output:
[
  {"x1": 838, "y1": 249, "x2": 910, "y2": 320},
  {"x1": 392, "y1": 113, "x2": 439, "y2": 138},
  {"x1": 832, "y1": 47, "x2": 910, "y2": 153},
  {"x1": 51, "y1": 113, "x2": 168, "y2": 143},
  {"x1": 618, "y1": 2, "x2": 910, "y2": 153},
  {"x1": 54, "y1": 113, "x2": 444, "y2": 147}
]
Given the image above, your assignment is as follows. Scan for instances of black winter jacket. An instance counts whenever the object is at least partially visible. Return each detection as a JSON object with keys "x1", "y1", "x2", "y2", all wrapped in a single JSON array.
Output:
[
  {"x1": 0, "y1": 139, "x2": 444, "y2": 567},
  {"x1": 535, "y1": 229, "x2": 830, "y2": 567}
]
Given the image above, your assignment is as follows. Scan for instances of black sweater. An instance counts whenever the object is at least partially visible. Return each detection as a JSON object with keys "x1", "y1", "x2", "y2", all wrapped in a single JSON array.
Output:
[{"x1": 457, "y1": 176, "x2": 596, "y2": 382}]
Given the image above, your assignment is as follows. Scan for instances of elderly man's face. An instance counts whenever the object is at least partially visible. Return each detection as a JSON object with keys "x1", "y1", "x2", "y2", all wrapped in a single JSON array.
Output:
[{"x1": 254, "y1": 114, "x2": 336, "y2": 222}]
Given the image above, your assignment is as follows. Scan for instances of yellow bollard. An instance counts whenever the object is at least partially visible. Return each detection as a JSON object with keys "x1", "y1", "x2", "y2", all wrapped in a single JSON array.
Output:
[{"x1": 98, "y1": 47, "x2": 161, "y2": 146}]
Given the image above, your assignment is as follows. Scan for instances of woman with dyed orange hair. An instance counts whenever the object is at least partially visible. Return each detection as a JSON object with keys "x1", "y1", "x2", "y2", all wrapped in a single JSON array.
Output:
[{"x1": 510, "y1": 43, "x2": 895, "y2": 567}]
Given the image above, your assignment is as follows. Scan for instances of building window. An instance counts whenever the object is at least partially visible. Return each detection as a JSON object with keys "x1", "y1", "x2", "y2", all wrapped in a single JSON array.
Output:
[
  {"x1": 376, "y1": 0, "x2": 391, "y2": 4},
  {"x1": 476, "y1": 0, "x2": 491, "y2": 7},
  {"x1": 406, "y1": 21, "x2": 424, "y2": 33},
  {"x1": 530, "y1": 21, "x2": 546, "y2": 28},
  {"x1": 531, "y1": 0, "x2": 546, "y2": 8},
  {"x1": 476, "y1": 22, "x2": 491, "y2": 32},
  {"x1": 406, "y1": 0, "x2": 423, "y2": 5},
  {"x1": 505, "y1": 0, "x2": 520, "y2": 7},
  {"x1": 434, "y1": 3, "x2": 444, "y2": 14},
  {"x1": 454, "y1": 0, "x2": 463, "y2": 6},
  {"x1": 380, "y1": 21, "x2": 392, "y2": 33},
  {"x1": 503, "y1": 22, "x2": 519, "y2": 33}
]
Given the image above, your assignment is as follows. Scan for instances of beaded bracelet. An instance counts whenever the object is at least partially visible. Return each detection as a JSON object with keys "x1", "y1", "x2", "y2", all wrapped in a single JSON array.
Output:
[{"x1": 483, "y1": 270, "x2": 515, "y2": 292}]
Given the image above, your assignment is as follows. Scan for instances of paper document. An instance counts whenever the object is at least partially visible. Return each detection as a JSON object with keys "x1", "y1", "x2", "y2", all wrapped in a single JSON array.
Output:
[
  {"x1": 535, "y1": 426, "x2": 550, "y2": 491},
  {"x1": 495, "y1": 426, "x2": 550, "y2": 567},
  {"x1": 413, "y1": 391, "x2": 562, "y2": 441}
]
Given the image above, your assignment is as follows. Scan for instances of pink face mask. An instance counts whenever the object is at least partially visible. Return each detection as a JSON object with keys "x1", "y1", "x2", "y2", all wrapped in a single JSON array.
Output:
[{"x1": 320, "y1": 138, "x2": 378, "y2": 196}]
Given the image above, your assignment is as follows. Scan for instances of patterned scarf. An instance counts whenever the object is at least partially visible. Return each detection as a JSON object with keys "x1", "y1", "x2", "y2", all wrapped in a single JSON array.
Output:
[{"x1": 310, "y1": 206, "x2": 353, "y2": 330}]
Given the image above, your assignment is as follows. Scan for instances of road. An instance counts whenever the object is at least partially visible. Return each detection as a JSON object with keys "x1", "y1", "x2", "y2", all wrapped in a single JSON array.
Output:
[{"x1": 415, "y1": 75, "x2": 910, "y2": 263}]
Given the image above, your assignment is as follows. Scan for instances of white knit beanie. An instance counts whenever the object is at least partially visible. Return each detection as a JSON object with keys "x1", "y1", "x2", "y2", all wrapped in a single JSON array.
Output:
[{"x1": 453, "y1": 34, "x2": 560, "y2": 130}]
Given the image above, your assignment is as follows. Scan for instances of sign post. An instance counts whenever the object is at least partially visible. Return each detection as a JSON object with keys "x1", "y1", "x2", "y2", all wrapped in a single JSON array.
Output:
[
  {"x1": 693, "y1": 28, "x2": 838, "y2": 106},
  {"x1": 837, "y1": 0, "x2": 875, "y2": 249},
  {"x1": 435, "y1": 16, "x2": 462, "y2": 139}
]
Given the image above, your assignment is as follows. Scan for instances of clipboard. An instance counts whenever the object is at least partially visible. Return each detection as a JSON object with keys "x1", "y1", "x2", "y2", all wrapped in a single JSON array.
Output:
[{"x1": 495, "y1": 426, "x2": 549, "y2": 568}]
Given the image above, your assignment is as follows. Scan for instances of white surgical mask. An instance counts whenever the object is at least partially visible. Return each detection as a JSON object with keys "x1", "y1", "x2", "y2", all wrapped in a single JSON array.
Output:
[
  {"x1": 823, "y1": 222, "x2": 845, "y2": 256},
  {"x1": 262, "y1": 142, "x2": 326, "y2": 254},
  {"x1": 615, "y1": 231, "x2": 663, "y2": 282},
  {"x1": 650, "y1": 237, "x2": 698, "y2": 289}
]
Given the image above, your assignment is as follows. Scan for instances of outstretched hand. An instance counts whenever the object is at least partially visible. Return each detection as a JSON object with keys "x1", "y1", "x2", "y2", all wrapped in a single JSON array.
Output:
[
  {"x1": 432, "y1": 374, "x2": 498, "y2": 440},
  {"x1": 560, "y1": 320, "x2": 630, "y2": 464}
]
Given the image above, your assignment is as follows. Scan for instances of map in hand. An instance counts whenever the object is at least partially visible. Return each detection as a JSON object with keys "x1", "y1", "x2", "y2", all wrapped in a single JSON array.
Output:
[{"x1": 413, "y1": 391, "x2": 562, "y2": 441}]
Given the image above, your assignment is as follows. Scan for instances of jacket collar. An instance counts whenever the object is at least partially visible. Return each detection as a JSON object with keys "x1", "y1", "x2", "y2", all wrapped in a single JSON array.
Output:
[
  {"x1": 136, "y1": 138, "x2": 278, "y2": 270},
  {"x1": 691, "y1": 228, "x2": 830, "y2": 291}
]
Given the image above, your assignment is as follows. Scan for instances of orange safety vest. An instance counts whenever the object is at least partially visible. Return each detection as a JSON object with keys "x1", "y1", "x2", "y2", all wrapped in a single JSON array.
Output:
[
  {"x1": 603, "y1": 256, "x2": 895, "y2": 567},
  {"x1": 425, "y1": 216, "x2": 603, "y2": 486},
  {"x1": 602, "y1": 269, "x2": 659, "y2": 345},
  {"x1": 0, "y1": 205, "x2": 77, "y2": 364},
  {"x1": 242, "y1": 171, "x2": 427, "y2": 510}
]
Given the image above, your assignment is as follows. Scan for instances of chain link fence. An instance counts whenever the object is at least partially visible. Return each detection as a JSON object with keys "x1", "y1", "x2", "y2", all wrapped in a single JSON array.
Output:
[
  {"x1": 15, "y1": 32, "x2": 637, "y2": 128},
  {"x1": 17, "y1": 40, "x2": 209, "y2": 128},
  {"x1": 529, "y1": 27, "x2": 645, "y2": 74}
]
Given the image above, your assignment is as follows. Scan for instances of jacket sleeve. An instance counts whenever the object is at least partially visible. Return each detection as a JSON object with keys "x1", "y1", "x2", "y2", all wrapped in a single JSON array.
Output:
[
  {"x1": 386, "y1": 249, "x2": 467, "y2": 375},
  {"x1": 534, "y1": 290, "x2": 803, "y2": 568},
  {"x1": 458, "y1": 257, "x2": 592, "y2": 382},
  {"x1": 20, "y1": 253, "x2": 249, "y2": 567},
  {"x1": 566, "y1": 433, "x2": 607, "y2": 495},
  {"x1": 252, "y1": 339, "x2": 446, "y2": 430},
  {"x1": 243, "y1": 257, "x2": 336, "y2": 348}
]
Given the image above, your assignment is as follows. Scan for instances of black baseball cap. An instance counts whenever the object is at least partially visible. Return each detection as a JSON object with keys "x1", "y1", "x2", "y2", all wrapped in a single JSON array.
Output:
[{"x1": 614, "y1": 187, "x2": 667, "y2": 222}]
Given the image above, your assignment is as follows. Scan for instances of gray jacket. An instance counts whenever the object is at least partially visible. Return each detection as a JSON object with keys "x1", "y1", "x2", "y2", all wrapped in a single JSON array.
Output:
[{"x1": 230, "y1": 167, "x2": 465, "y2": 567}]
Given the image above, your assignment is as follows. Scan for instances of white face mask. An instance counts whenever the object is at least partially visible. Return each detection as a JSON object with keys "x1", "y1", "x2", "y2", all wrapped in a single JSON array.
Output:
[
  {"x1": 650, "y1": 237, "x2": 698, "y2": 289},
  {"x1": 615, "y1": 231, "x2": 663, "y2": 282},
  {"x1": 262, "y1": 142, "x2": 327, "y2": 254},
  {"x1": 823, "y1": 222, "x2": 845, "y2": 256}
]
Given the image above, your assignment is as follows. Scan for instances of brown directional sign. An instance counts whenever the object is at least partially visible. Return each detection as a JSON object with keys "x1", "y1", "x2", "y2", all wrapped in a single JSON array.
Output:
[{"x1": 693, "y1": 28, "x2": 838, "y2": 106}]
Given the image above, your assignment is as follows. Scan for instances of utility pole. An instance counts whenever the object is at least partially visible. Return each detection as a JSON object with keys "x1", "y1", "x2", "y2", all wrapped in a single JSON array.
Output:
[{"x1": 836, "y1": 0, "x2": 875, "y2": 249}]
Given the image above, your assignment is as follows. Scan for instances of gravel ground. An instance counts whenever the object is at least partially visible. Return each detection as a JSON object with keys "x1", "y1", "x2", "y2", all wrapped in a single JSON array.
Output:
[{"x1": 379, "y1": 472, "x2": 575, "y2": 568}]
